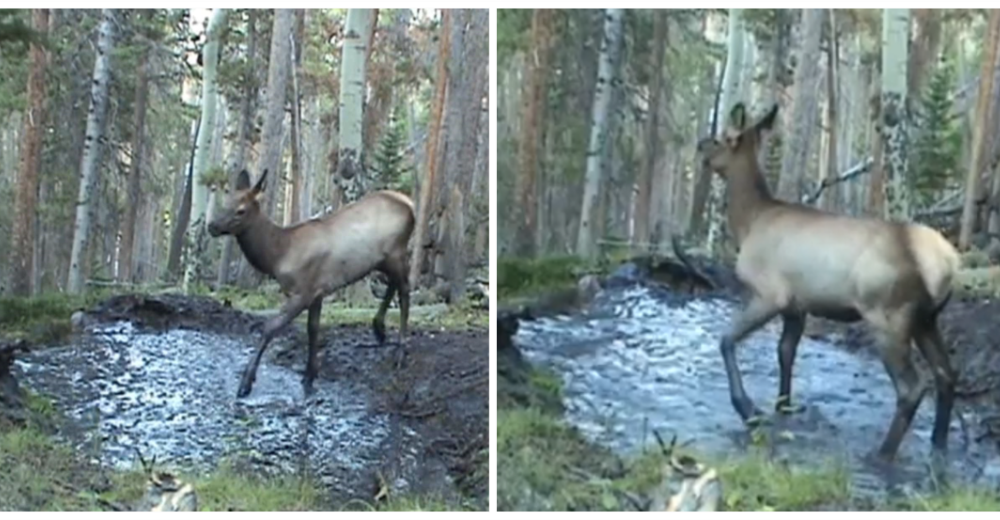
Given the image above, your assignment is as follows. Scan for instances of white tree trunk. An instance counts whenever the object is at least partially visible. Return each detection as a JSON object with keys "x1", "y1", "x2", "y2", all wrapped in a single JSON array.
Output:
[
  {"x1": 67, "y1": 9, "x2": 117, "y2": 294},
  {"x1": 706, "y1": 8, "x2": 747, "y2": 255},
  {"x1": 881, "y1": 8, "x2": 911, "y2": 221},
  {"x1": 576, "y1": 8, "x2": 624, "y2": 259},
  {"x1": 183, "y1": 8, "x2": 229, "y2": 291},
  {"x1": 337, "y1": 8, "x2": 374, "y2": 203}
]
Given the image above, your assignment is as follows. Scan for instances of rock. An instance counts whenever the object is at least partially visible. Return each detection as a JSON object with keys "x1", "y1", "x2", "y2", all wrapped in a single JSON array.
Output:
[{"x1": 0, "y1": 339, "x2": 30, "y2": 426}]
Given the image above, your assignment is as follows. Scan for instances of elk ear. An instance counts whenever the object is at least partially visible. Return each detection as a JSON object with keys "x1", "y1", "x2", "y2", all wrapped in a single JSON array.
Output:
[
  {"x1": 235, "y1": 170, "x2": 251, "y2": 190},
  {"x1": 729, "y1": 103, "x2": 747, "y2": 130},
  {"x1": 755, "y1": 103, "x2": 779, "y2": 133},
  {"x1": 252, "y1": 169, "x2": 268, "y2": 193}
]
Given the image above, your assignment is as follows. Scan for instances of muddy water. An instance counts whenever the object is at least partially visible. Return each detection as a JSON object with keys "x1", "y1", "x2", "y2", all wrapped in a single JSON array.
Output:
[
  {"x1": 514, "y1": 282, "x2": 1000, "y2": 497},
  {"x1": 13, "y1": 320, "x2": 401, "y2": 499}
]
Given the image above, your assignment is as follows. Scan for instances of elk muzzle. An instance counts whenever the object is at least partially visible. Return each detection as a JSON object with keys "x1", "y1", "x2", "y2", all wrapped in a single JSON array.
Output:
[{"x1": 207, "y1": 221, "x2": 224, "y2": 237}]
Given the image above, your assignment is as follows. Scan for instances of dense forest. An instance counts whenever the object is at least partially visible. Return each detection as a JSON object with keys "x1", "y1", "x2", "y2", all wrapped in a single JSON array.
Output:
[
  {"x1": 498, "y1": 9, "x2": 1000, "y2": 512},
  {"x1": 498, "y1": 9, "x2": 1000, "y2": 263},
  {"x1": 0, "y1": 8, "x2": 489, "y2": 512},
  {"x1": 0, "y1": 8, "x2": 489, "y2": 301}
]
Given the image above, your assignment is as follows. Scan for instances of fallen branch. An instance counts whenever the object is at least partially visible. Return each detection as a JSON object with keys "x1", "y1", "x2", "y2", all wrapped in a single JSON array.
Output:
[{"x1": 802, "y1": 157, "x2": 874, "y2": 205}]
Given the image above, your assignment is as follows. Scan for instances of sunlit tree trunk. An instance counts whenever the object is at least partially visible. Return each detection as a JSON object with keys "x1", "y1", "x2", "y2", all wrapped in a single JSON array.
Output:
[
  {"x1": 67, "y1": 9, "x2": 117, "y2": 294},
  {"x1": 337, "y1": 8, "x2": 374, "y2": 202},
  {"x1": 183, "y1": 8, "x2": 229, "y2": 291},
  {"x1": 880, "y1": 8, "x2": 911, "y2": 221},
  {"x1": 576, "y1": 8, "x2": 624, "y2": 260}
]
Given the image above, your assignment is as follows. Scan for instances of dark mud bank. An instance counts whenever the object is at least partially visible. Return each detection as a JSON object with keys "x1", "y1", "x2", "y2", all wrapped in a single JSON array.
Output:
[
  {"x1": 12, "y1": 294, "x2": 488, "y2": 508},
  {"x1": 502, "y1": 259, "x2": 1000, "y2": 497}
]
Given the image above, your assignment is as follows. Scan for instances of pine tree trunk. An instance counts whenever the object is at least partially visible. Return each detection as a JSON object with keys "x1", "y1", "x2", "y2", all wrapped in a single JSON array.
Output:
[
  {"x1": 218, "y1": 10, "x2": 258, "y2": 288},
  {"x1": 337, "y1": 8, "x2": 374, "y2": 203},
  {"x1": 959, "y1": 10, "x2": 1000, "y2": 249},
  {"x1": 776, "y1": 8, "x2": 824, "y2": 203},
  {"x1": 633, "y1": 10, "x2": 667, "y2": 250},
  {"x1": 880, "y1": 8, "x2": 911, "y2": 222},
  {"x1": 408, "y1": 9, "x2": 450, "y2": 288},
  {"x1": 8, "y1": 9, "x2": 48, "y2": 296},
  {"x1": 576, "y1": 8, "x2": 624, "y2": 260},
  {"x1": 289, "y1": 9, "x2": 305, "y2": 223},
  {"x1": 67, "y1": 9, "x2": 116, "y2": 294},
  {"x1": 820, "y1": 10, "x2": 840, "y2": 211}
]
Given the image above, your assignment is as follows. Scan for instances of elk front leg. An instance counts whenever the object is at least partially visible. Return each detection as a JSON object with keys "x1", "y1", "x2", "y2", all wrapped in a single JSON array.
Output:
[
  {"x1": 720, "y1": 296, "x2": 781, "y2": 425},
  {"x1": 237, "y1": 293, "x2": 311, "y2": 398},
  {"x1": 776, "y1": 312, "x2": 806, "y2": 414},
  {"x1": 303, "y1": 297, "x2": 324, "y2": 397}
]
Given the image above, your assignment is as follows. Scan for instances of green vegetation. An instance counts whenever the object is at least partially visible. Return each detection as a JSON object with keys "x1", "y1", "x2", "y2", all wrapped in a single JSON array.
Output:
[
  {"x1": 911, "y1": 57, "x2": 963, "y2": 208},
  {"x1": 497, "y1": 359, "x2": 1000, "y2": 511},
  {"x1": 498, "y1": 255, "x2": 594, "y2": 299}
]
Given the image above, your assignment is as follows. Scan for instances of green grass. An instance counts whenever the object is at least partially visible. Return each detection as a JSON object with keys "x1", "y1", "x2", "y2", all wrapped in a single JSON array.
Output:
[{"x1": 498, "y1": 255, "x2": 594, "y2": 300}]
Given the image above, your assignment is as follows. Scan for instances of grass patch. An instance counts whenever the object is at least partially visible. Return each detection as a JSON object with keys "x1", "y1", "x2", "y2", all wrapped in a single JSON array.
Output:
[{"x1": 498, "y1": 255, "x2": 594, "y2": 300}]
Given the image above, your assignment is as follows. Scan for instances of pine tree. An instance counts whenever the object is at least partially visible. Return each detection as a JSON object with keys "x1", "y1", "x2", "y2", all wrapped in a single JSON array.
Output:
[
  {"x1": 370, "y1": 114, "x2": 411, "y2": 192},
  {"x1": 911, "y1": 58, "x2": 963, "y2": 207}
]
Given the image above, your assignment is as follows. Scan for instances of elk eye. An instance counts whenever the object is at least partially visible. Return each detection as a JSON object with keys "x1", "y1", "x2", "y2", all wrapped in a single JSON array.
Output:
[{"x1": 235, "y1": 208, "x2": 246, "y2": 216}]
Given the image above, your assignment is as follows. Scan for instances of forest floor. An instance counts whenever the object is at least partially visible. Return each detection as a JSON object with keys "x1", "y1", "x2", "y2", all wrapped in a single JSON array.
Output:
[
  {"x1": 0, "y1": 284, "x2": 487, "y2": 511},
  {"x1": 497, "y1": 252, "x2": 1000, "y2": 511}
]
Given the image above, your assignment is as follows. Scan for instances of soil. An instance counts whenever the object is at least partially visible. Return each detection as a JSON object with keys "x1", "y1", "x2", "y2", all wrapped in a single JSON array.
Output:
[{"x1": 6, "y1": 293, "x2": 488, "y2": 510}]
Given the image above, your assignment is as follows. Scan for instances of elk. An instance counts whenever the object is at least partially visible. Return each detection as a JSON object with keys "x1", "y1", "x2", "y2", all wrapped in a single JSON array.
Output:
[
  {"x1": 208, "y1": 169, "x2": 415, "y2": 398},
  {"x1": 696, "y1": 102, "x2": 960, "y2": 463}
]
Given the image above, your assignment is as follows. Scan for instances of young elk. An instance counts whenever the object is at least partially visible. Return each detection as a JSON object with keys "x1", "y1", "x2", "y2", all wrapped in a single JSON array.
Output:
[
  {"x1": 208, "y1": 169, "x2": 415, "y2": 398},
  {"x1": 696, "y1": 103, "x2": 961, "y2": 462}
]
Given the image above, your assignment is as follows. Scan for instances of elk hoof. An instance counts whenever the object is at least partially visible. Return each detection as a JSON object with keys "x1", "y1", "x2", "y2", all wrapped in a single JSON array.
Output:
[
  {"x1": 392, "y1": 346, "x2": 408, "y2": 370},
  {"x1": 237, "y1": 372, "x2": 255, "y2": 399},
  {"x1": 775, "y1": 395, "x2": 805, "y2": 415},
  {"x1": 372, "y1": 319, "x2": 387, "y2": 345}
]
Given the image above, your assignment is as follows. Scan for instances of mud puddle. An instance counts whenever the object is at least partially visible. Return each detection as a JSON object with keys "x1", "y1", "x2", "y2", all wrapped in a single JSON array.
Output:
[
  {"x1": 513, "y1": 281, "x2": 1000, "y2": 499},
  {"x1": 12, "y1": 294, "x2": 488, "y2": 508}
]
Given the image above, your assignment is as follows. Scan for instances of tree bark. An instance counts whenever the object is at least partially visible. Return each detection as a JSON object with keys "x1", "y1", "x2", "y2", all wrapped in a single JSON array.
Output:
[
  {"x1": 337, "y1": 8, "x2": 374, "y2": 203},
  {"x1": 776, "y1": 9, "x2": 824, "y2": 203},
  {"x1": 289, "y1": 9, "x2": 305, "y2": 224},
  {"x1": 67, "y1": 9, "x2": 117, "y2": 294},
  {"x1": 8, "y1": 9, "x2": 49, "y2": 296},
  {"x1": 408, "y1": 9, "x2": 450, "y2": 289},
  {"x1": 633, "y1": 10, "x2": 667, "y2": 250},
  {"x1": 182, "y1": 8, "x2": 229, "y2": 291},
  {"x1": 959, "y1": 9, "x2": 1000, "y2": 249},
  {"x1": 218, "y1": 9, "x2": 258, "y2": 288},
  {"x1": 820, "y1": 9, "x2": 840, "y2": 211},
  {"x1": 118, "y1": 39, "x2": 149, "y2": 285},
  {"x1": 260, "y1": 9, "x2": 294, "y2": 217},
  {"x1": 576, "y1": 8, "x2": 624, "y2": 260},
  {"x1": 880, "y1": 8, "x2": 911, "y2": 221}
]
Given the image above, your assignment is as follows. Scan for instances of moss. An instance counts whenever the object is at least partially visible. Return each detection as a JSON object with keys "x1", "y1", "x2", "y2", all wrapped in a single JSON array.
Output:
[{"x1": 498, "y1": 255, "x2": 594, "y2": 300}]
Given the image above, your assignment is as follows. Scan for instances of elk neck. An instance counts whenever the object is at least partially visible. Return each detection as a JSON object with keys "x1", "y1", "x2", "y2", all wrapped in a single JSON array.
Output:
[
  {"x1": 725, "y1": 152, "x2": 777, "y2": 246},
  {"x1": 234, "y1": 212, "x2": 289, "y2": 278}
]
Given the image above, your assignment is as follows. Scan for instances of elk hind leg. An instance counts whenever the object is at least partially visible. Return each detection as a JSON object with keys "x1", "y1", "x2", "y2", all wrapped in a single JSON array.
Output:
[
  {"x1": 238, "y1": 293, "x2": 311, "y2": 398},
  {"x1": 869, "y1": 308, "x2": 926, "y2": 461},
  {"x1": 776, "y1": 312, "x2": 806, "y2": 414},
  {"x1": 303, "y1": 296, "x2": 324, "y2": 396},
  {"x1": 372, "y1": 273, "x2": 398, "y2": 346},
  {"x1": 382, "y1": 253, "x2": 410, "y2": 368},
  {"x1": 913, "y1": 317, "x2": 956, "y2": 456}
]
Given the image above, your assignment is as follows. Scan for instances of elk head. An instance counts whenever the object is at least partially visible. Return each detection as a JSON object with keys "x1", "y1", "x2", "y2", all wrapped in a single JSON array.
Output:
[
  {"x1": 208, "y1": 169, "x2": 268, "y2": 237},
  {"x1": 696, "y1": 103, "x2": 778, "y2": 178}
]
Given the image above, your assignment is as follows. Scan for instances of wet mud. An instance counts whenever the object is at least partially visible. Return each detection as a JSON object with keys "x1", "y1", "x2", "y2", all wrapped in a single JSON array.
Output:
[
  {"x1": 510, "y1": 261, "x2": 1000, "y2": 500},
  {"x1": 12, "y1": 294, "x2": 488, "y2": 509}
]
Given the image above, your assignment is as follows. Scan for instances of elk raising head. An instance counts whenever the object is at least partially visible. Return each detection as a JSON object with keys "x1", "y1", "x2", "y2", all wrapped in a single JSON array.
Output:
[
  {"x1": 207, "y1": 169, "x2": 268, "y2": 237},
  {"x1": 696, "y1": 103, "x2": 778, "y2": 178}
]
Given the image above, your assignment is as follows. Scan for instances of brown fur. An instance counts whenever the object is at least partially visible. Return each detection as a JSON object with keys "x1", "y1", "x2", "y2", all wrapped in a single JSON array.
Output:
[
  {"x1": 697, "y1": 103, "x2": 960, "y2": 462},
  {"x1": 208, "y1": 169, "x2": 416, "y2": 398}
]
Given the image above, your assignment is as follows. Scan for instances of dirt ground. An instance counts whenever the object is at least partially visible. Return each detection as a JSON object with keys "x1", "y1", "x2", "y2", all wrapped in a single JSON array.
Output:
[{"x1": 3, "y1": 293, "x2": 488, "y2": 511}]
